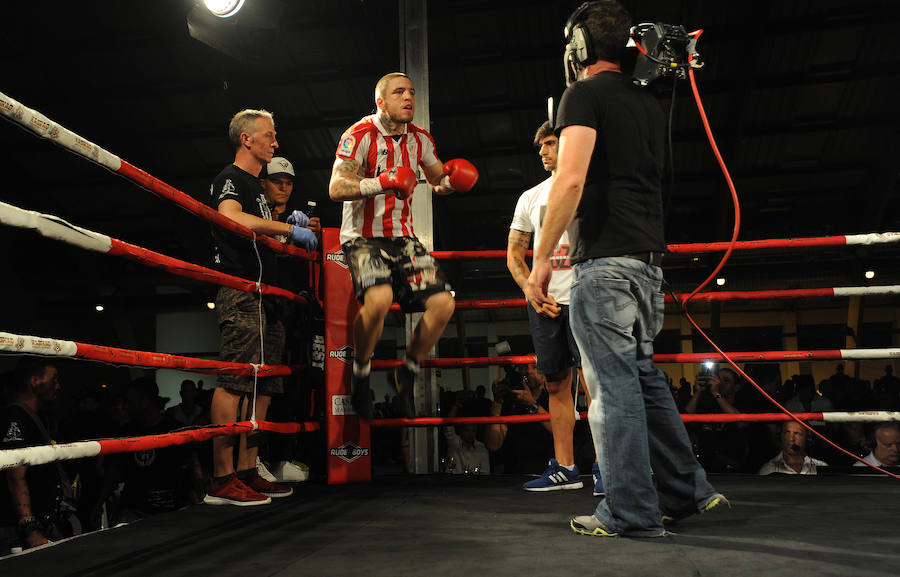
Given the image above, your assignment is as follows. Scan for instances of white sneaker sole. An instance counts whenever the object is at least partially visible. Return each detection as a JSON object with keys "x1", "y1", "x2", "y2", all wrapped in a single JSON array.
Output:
[
  {"x1": 260, "y1": 488, "x2": 294, "y2": 498},
  {"x1": 203, "y1": 494, "x2": 272, "y2": 506}
]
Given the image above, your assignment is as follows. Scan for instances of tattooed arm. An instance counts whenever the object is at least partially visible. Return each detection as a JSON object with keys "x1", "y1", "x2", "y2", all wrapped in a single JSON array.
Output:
[
  {"x1": 328, "y1": 158, "x2": 365, "y2": 201},
  {"x1": 507, "y1": 229, "x2": 533, "y2": 292},
  {"x1": 507, "y1": 228, "x2": 561, "y2": 318},
  {"x1": 8, "y1": 465, "x2": 49, "y2": 547}
]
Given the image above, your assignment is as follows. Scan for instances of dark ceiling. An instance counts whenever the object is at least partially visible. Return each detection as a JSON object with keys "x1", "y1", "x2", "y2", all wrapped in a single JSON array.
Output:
[{"x1": 2, "y1": 0, "x2": 899, "y2": 338}]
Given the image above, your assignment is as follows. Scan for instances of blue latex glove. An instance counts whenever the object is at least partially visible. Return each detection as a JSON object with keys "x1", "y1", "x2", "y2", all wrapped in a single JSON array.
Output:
[
  {"x1": 290, "y1": 225, "x2": 318, "y2": 251},
  {"x1": 286, "y1": 210, "x2": 310, "y2": 228}
]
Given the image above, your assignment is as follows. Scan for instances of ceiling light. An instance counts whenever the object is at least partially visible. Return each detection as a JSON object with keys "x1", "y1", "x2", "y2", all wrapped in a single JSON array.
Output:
[
  {"x1": 865, "y1": 270, "x2": 875, "y2": 279},
  {"x1": 204, "y1": 0, "x2": 245, "y2": 18},
  {"x1": 716, "y1": 277, "x2": 725, "y2": 286},
  {"x1": 95, "y1": 304, "x2": 104, "y2": 312},
  {"x1": 207, "y1": 302, "x2": 216, "y2": 310}
]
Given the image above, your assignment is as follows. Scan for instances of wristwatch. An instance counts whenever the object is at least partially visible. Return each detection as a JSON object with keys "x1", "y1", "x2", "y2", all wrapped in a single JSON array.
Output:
[{"x1": 526, "y1": 404, "x2": 540, "y2": 414}]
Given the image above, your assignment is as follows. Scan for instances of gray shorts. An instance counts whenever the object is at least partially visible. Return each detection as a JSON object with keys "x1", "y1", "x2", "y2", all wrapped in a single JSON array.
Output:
[
  {"x1": 215, "y1": 287, "x2": 284, "y2": 394},
  {"x1": 342, "y1": 236, "x2": 452, "y2": 312}
]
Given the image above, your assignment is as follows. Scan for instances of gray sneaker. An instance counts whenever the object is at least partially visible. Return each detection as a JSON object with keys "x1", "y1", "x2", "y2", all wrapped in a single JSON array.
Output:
[
  {"x1": 570, "y1": 515, "x2": 619, "y2": 537},
  {"x1": 662, "y1": 492, "x2": 730, "y2": 524}
]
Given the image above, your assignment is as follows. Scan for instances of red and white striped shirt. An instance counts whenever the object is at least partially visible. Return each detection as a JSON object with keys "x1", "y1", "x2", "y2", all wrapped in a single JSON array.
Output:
[{"x1": 336, "y1": 114, "x2": 438, "y2": 244}]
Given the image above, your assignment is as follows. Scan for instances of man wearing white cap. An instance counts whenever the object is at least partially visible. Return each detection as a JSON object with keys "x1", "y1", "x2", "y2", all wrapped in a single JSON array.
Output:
[
  {"x1": 263, "y1": 156, "x2": 321, "y2": 236},
  {"x1": 257, "y1": 155, "x2": 319, "y2": 484}
]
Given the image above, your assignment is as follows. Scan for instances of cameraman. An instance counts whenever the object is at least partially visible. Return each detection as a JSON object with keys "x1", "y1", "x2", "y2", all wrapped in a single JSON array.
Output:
[
  {"x1": 685, "y1": 366, "x2": 752, "y2": 473},
  {"x1": 685, "y1": 366, "x2": 743, "y2": 416},
  {"x1": 527, "y1": 0, "x2": 724, "y2": 537},
  {"x1": 485, "y1": 365, "x2": 554, "y2": 474}
]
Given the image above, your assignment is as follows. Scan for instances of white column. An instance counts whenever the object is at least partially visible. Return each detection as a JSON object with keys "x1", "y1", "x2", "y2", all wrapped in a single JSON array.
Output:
[{"x1": 400, "y1": 0, "x2": 438, "y2": 474}]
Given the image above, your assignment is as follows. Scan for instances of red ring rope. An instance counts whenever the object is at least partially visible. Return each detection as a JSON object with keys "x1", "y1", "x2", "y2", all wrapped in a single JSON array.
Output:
[
  {"x1": 369, "y1": 411, "x2": 900, "y2": 428},
  {"x1": 0, "y1": 90, "x2": 313, "y2": 261},
  {"x1": 428, "y1": 232, "x2": 900, "y2": 261}
]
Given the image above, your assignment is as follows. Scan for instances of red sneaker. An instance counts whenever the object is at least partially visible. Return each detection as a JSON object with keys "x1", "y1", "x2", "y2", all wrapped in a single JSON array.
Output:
[
  {"x1": 246, "y1": 471, "x2": 294, "y2": 498},
  {"x1": 203, "y1": 474, "x2": 271, "y2": 506}
]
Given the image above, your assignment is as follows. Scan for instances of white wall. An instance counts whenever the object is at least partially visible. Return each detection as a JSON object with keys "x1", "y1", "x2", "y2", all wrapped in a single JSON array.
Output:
[{"x1": 155, "y1": 309, "x2": 219, "y2": 407}]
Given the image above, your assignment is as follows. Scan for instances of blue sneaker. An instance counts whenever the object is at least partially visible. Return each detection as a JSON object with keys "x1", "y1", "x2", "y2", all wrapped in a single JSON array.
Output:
[
  {"x1": 523, "y1": 459, "x2": 583, "y2": 491},
  {"x1": 591, "y1": 462, "x2": 604, "y2": 497}
]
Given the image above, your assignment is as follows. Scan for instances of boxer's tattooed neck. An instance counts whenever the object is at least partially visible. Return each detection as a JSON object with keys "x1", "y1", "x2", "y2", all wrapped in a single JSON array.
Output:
[
  {"x1": 379, "y1": 111, "x2": 404, "y2": 135},
  {"x1": 330, "y1": 158, "x2": 364, "y2": 200}
]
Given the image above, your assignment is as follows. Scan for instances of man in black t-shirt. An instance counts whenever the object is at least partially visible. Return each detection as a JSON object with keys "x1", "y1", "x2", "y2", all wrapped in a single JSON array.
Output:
[
  {"x1": 529, "y1": 1, "x2": 724, "y2": 537},
  {"x1": 95, "y1": 378, "x2": 193, "y2": 520},
  {"x1": 204, "y1": 109, "x2": 318, "y2": 507},
  {"x1": 1, "y1": 360, "x2": 63, "y2": 551}
]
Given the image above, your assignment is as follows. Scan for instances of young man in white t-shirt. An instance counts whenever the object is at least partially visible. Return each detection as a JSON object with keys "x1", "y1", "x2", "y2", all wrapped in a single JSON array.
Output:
[{"x1": 507, "y1": 121, "x2": 601, "y2": 494}]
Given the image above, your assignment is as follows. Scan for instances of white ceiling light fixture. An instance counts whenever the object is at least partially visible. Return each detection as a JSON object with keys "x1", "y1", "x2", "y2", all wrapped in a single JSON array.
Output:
[
  {"x1": 207, "y1": 302, "x2": 216, "y2": 310},
  {"x1": 716, "y1": 277, "x2": 726, "y2": 286},
  {"x1": 865, "y1": 270, "x2": 875, "y2": 279},
  {"x1": 204, "y1": 0, "x2": 245, "y2": 18},
  {"x1": 95, "y1": 304, "x2": 105, "y2": 312}
]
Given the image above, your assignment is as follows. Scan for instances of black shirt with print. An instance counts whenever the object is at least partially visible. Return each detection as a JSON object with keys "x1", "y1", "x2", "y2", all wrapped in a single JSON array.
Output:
[
  {"x1": 207, "y1": 163, "x2": 278, "y2": 285},
  {"x1": 0, "y1": 404, "x2": 62, "y2": 525}
]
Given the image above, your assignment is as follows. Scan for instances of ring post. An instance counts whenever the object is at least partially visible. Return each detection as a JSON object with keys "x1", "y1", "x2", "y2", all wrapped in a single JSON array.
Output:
[{"x1": 322, "y1": 227, "x2": 372, "y2": 483}]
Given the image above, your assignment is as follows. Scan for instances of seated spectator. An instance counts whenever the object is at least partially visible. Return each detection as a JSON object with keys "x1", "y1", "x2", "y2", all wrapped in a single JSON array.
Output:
[
  {"x1": 784, "y1": 375, "x2": 834, "y2": 413},
  {"x1": 672, "y1": 377, "x2": 692, "y2": 413},
  {"x1": 874, "y1": 366, "x2": 900, "y2": 411},
  {"x1": 740, "y1": 363, "x2": 787, "y2": 471},
  {"x1": 166, "y1": 379, "x2": 203, "y2": 427},
  {"x1": 485, "y1": 364, "x2": 554, "y2": 474},
  {"x1": 842, "y1": 378, "x2": 877, "y2": 411},
  {"x1": 685, "y1": 366, "x2": 751, "y2": 472},
  {"x1": 469, "y1": 385, "x2": 493, "y2": 417},
  {"x1": 853, "y1": 423, "x2": 900, "y2": 468},
  {"x1": 828, "y1": 363, "x2": 851, "y2": 391},
  {"x1": 442, "y1": 396, "x2": 490, "y2": 474},
  {"x1": 758, "y1": 421, "x2": 827, "y2": 475},
  {"x1": 95, "y1": 378, "x2": 193, "y2": 522}
]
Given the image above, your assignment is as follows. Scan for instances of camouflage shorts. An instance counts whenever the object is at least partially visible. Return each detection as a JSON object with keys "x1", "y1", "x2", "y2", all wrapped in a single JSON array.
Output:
[
  {"x1": 342, "y1": 236, "x2": 452, "y2": 312},
  {"x1": 215, "y1": 287, "x2": 285, "y2": 394}
]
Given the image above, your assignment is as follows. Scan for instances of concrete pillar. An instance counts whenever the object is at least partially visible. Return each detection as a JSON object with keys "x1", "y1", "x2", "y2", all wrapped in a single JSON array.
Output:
[{"x1": 399, "y1": 0, "x2": 437, "y2": 474}]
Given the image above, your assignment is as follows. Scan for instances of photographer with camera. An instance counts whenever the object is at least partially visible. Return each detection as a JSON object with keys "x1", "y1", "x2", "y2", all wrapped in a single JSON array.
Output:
[
  {"x1": 685, "y1": 365, "x2": 742, "y2": 417},
  {"x1": 485, "y1": 364, "x2": 554, "y2": 475},
  {"x1": 527, "y1": 0, "x2": 725, "y2": 537},
  {"x1": 685, "y1": 366, "x2": 753, "y2": 473}
]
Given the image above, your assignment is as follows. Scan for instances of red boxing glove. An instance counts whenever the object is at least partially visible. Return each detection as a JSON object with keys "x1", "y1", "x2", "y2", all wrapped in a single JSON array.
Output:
[
  {"x1": 441, "y1": 159, "x2": 478, "y2": 192},
  {"x1": 379, "y1": 166, "x2": 417, "y2": 200}
]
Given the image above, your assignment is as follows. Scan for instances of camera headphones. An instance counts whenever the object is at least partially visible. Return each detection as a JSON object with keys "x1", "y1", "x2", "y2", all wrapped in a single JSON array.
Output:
[{"x1": 563, "y1": 2, "x2": 597, "y2": 86}]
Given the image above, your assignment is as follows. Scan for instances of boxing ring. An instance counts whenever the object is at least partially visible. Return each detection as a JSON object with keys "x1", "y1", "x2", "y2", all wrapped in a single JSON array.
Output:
[{"x1": 3, "y1": 93, "x2": 900, "y2": 575}]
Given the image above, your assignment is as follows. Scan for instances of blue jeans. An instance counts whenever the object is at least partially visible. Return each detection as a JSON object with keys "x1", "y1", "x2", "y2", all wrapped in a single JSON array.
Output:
[{"x1": 570, "y1": 257, "x2": 717, "y2": 536}]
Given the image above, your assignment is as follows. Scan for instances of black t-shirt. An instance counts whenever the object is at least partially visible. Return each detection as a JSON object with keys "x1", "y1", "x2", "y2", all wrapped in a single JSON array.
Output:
[
  {"x1": 207, "y1": 164, "x2": 277, "y2": 284},
  {"x1": 118, "y1": 415, "x2": 191, "y2": 513},
  {"x1": 0, "y1": 404, "x2": 62, "y2": 524},
  {"x1": 555, "y1": 71, "x2": 666, "y2": 264}
]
